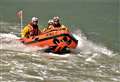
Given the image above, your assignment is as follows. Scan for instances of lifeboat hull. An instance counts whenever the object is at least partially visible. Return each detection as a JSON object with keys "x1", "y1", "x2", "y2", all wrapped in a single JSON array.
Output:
[{"x1": 18, "y1": 30, "x2": 78, "y2": 53}]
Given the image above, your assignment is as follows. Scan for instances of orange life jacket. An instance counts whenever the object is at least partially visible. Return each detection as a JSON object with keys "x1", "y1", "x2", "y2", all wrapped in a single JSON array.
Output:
[{"x1": 28, "y1": 23, "x2": 40, "y2": 36}]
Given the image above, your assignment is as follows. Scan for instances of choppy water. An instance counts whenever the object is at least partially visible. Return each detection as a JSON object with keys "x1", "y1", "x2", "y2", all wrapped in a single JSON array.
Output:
[
  {"x1": 0, "y1": 0, "x2": 120, "y2": 82},
  {"x1": 0, "y1": 29, "x2": 119, "y2": 82}
]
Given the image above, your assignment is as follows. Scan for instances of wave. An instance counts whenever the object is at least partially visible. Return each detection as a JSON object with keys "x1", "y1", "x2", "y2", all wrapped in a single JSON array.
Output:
[
  {"x1": 0, "y1": 27, "x2": 117, "y2": 59},
  {"x1": 0, "y1": 21, "x2": 117, "y2": 56},
  {"x1": 0, "y1": 33, "x2": 43, "y2": 52},
  {"x1": 72, "y1": 29, "x2": 117, "y2": 63},
  {"x1": 0, "y1": 31, "x2": 119, "y2": 82}
]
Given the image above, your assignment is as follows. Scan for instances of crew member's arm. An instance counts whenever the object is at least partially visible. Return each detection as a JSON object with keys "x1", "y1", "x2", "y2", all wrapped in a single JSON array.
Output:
[
  {"x1": 38, "y1": 29, "x2": 41, "y2": 35},
  {"x1": 42, "y1": 28, "x2": 47, "y2": 32},
  {"x1": 61, "y1": 25, "x2": 69, "y2": 32},
  {"x1": 42, "y1": 25, "x2": 54, "y2": 32},
  {"x1": 21, "y1": 26, "x2": 30, "y2": 38}
]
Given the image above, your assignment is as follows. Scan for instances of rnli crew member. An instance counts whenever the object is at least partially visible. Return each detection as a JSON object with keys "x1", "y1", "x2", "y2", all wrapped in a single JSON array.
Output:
[
  {"x1": 52, "y1": 16, "x2": 69, "y2": 31},
  {"x1": 21, "y1": 17, "x2": 41, "y2": 38},
  {"x1": 42, "y1": 19, "x2": 54, "y2": 32}
]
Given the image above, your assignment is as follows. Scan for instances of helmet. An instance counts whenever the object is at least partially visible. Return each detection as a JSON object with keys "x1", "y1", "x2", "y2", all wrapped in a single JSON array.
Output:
[
  {"x1": 32, "y1": 17, "x2": 38, "y2": 22},
  {"x1": 48, "y1": 19, "x2": 54, "y2": 24},
  {"x1": 53, "y1": 16, "x2": 60, "y2": 22}
]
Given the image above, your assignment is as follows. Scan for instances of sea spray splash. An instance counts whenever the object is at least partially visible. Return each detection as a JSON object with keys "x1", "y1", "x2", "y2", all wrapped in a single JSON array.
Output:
[
  {"x1": 0, "y1": 33, "x2": 43, "y2": 52},
  {"x1": 72, "y1": 29, "x2": 116, "y2": 59}
]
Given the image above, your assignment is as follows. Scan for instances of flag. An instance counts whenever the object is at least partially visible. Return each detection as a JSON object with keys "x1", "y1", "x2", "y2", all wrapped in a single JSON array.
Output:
[
  {"x1": 16, "y1": 10, "x2": 23, "y2": 30},
  {"x1": 16, "y1": 10, "x2": 23, "y2": 19}
]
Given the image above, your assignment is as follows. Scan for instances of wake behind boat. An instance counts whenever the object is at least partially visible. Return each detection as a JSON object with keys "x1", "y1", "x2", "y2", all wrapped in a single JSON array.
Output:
[{"x1": 17, "y1": 29, "x2": 78, "y2": 53}]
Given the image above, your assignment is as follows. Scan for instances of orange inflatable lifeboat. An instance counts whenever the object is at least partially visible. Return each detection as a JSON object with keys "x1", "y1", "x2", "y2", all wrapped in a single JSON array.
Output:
[{"x1": 18, "y1": 29, "x2": 78, "y2": 53}]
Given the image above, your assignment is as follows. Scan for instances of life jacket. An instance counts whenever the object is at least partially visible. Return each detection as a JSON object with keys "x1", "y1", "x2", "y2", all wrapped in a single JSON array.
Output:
[
  {"x1": 53, "y1": 24, "x2": 68, "y2": 31},
  {"x1": 53, "y1": 23, "x2": 61, "y2": 28},
  {"x1": 28, "y1": 23, "x2": 39, "y2": 36}
]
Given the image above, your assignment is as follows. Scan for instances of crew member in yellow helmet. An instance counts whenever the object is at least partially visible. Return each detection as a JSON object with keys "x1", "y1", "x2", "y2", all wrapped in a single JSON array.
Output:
[
  {"x1": 52, "y1": 16, "x2": 69, "y2": 31},
  {"x1": 21, "y1": 17, "x2": 41, "y2": 38},
  {"x1": 42, "y1": 19, "x2": 54, "y2": 32}
]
